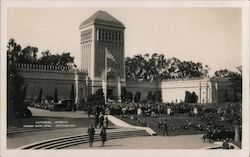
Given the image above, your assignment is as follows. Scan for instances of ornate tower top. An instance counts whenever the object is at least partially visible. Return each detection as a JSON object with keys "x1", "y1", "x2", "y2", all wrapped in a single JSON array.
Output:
[{"x1": 80, "y1": 10, "x2": 125, "y2": 29}]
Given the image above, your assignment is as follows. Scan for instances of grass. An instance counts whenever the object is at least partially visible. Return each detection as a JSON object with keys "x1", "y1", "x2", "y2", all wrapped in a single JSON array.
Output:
[{"x1": 115, "y1": 113, "x2": 207, "y2": 136}]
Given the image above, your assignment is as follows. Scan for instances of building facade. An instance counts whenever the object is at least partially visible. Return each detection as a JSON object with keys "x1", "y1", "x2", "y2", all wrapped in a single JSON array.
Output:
[
  {"x1": 15, "y1": 63, "x2": 87, "y2": 102},
  {"x1": 126, "y1": 77, "x2": 234, "y2": 103},
  {"x1": 80, "y1": 10, "x2": 126, "y2": 100},
  {"x1": 14, "y1": 10, "x2": 236, "y2": 104}
]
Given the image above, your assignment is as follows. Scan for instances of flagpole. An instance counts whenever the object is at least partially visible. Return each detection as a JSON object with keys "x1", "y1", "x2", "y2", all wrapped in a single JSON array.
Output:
[{"x1": 104, "y1": 48, "x2": 107, "y2": 104}]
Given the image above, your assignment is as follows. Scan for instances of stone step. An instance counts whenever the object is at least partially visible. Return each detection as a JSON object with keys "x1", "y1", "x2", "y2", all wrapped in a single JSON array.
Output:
[{"x1": 20, "y1": 130, "x2": 149, "y2": 149}]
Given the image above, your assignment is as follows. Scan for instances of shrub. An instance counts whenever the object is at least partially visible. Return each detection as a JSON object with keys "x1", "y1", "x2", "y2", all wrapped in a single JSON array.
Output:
[
  {"x1": 146, "y1": 91, "x2": 153, "y2": 101},
  {"x1": 153, "y1": 90, "x2": 162, "y2": 102},
  {"x1": 87, "y1": 88, "x2": 105, "y2": 106},
  {"x1": 121, "y1": 88, "x2": 127, "y2": 102},
  {"x1": 126, "y1": 91, "x2": 133, "y2": 102},
  {"x1": 184, "y1": 91, "x2": 191, "y2": 103},
  {"x1": 134, "y1": 92, "x2": 141, "y2": 102}
]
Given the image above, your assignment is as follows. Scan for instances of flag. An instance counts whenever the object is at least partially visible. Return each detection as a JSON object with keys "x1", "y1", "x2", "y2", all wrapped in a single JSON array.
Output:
[{"x1": 106, "y1": 48, "x2": 115, "y2": 62}]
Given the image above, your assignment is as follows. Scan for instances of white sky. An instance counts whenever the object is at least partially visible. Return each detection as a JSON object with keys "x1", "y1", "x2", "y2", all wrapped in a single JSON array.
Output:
[{"x1": 7, "y1": 8, "x2": 242, "y2": 76}]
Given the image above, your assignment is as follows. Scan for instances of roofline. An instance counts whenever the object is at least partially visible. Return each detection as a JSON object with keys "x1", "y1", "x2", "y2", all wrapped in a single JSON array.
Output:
[{"x1": 80, "y1": 19, "x2": 125, "y2": 29}]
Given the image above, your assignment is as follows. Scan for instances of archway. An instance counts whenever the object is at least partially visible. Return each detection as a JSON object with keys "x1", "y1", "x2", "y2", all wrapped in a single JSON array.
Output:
[{"x1": 101, "y1": 68, "x2": 121, "y2": 102}]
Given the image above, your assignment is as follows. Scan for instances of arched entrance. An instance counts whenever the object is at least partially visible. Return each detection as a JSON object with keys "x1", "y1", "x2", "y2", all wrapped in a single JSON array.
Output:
[{"x1": 102, "y1": 68, "x2": 121, "y2": 102}]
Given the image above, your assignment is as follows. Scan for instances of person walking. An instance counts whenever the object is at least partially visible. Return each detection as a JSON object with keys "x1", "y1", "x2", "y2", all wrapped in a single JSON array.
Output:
[
  {"x1": 99, "y1": 114, "x2": 104, "y2": 128},
  {"x1": 94, "y1": 113, "x2": 99, "y2": 128},
  {"x1": 87, "y1": 124, "x2": 95, "y2": 147},
  {"x1": 100, "y1": 126, "x2": 107, "y2": 147},
  {"x1": 162, "y1": 121, "x2": 169, "y2": 136},
  {"x1": 104, "y1": 117, "x2": 109, "y2": 128},
  {"x1": 164, "y1": 122, "x2": 169, "y2": 136}
]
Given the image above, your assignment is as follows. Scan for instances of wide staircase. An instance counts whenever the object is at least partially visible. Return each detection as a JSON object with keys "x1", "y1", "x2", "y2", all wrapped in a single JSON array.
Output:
[
  {"x1": 19, "y1": 129, "x2": 149, "y2": 149},
  {"x1": 7, "y1": 126, "x2": 57, "y2": 134}
]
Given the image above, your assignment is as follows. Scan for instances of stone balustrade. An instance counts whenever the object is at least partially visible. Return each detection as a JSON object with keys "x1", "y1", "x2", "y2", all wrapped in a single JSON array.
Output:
[{"x1": 13, "y1": 63, "x2": 86, "y2": 72}]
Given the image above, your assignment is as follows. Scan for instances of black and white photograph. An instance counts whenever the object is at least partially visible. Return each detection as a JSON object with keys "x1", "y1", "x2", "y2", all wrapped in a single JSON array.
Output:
[{"x1": 0, "y1": 0, "x2": 249, "y2": 157}]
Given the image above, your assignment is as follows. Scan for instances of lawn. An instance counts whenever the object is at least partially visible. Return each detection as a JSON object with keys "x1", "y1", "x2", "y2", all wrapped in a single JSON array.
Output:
[{"x1": 115, "y1": 113, "x2": 207, "y2": 136}]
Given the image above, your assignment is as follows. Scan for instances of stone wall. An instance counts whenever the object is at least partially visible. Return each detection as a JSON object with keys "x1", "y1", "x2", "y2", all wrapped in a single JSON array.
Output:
[
  {"x1": 15, "y1": 63, "x2": 87, "y2": 102},
  {"x1": 161, "y1": 78, "x2": 212, "y2": 103},
  {"x1": 126, "y1": 81, "x2": 160, "y2": 101},
  {"x1": 13, "y1": 63, "x2": 235, "y2": 103},
  {"x1": 126, "y1": 78, "x2": 234, "y2": 103}
]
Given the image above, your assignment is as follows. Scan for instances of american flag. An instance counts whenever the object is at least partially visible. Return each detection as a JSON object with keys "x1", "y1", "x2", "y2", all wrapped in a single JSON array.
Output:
[{"x1": 106, "y1": 48, "x2": 115, "y2": 62}]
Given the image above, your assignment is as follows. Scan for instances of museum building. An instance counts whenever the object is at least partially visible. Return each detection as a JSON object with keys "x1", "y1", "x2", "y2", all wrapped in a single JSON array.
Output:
[{"x1": 16, "y1": 10, "x2": 234, "y2": 104}]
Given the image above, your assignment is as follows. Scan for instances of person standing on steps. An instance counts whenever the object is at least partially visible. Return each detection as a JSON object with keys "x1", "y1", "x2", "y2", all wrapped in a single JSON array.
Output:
[
  {"x1": 87, "y1": 124, "x2": 95, "y2": 147},
  {"x1": 100, "y1": 126, "x2": 107, "y2": 147}
]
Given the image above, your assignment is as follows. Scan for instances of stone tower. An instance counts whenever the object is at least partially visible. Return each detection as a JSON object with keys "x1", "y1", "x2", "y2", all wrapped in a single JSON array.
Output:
[{"x1": 80, "y1": 10, "x2": 125, "y2": 100}]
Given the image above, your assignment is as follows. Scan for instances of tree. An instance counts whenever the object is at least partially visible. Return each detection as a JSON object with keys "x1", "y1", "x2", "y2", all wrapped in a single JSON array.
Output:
[
  {"x1": 146, "y1": 91, "x2": 153, "y2": 101},
  {"x1": 184, "y1": 91, "x2": 192, "y2": 103},
  {"x1": 224, "y1": 90, "x2": 229, "y2": 102},
  {"x1": 126, "y1": 91, "x2": 133, "y2": 102},
  {"x1": 38, "y1": 51, "x2": 75, "y2": 67},
  {"x1": 215, "y1": 68, "x2": 242, "y2": 141},
  {"x1": 37, "y1": 88, "x2": 43, "y2": 103},
  {"x1": 7, "y1": 39, "x2": 32, "y2": 119},
  {"x1": 214, "y1": 69, "x2": 234, "y2": 77},
  {"x1": 54, "y1": 88, "x2": 58, "y2": 103},
  {"x1": 153, "y1": 90, "x2": 162, "y2": 102},
  {"x1": 214, "y1": 68, "x2": 242, "y2": 102},
  {"x1": 134, "y1": 92, "x2": 141, "y2": 102},
  {"x1": 87, "y1": 89, "x2": 105, "y2": 106},
  {"x1": 125, "y1": 53, "x2": 209, "y2": 81},
  {"x1": 70, "y1": 84, "x2": 75, "y2": 100},
  {"x1": 7, "y1": 39, "x2": 39, "y2": 64},
  {"x1": 121, "y1": 88, "x2": 127, "y2": 102},
  {"x1": 190, "y1": 92, "x2": 198, "y2": 103},
  {"x1": 225, "y1": 103, "x2": 242, "y2": 142},
  {"x1": 229, "y1": 73, "x2": 242, "y2": 102},
  {"x1": 19, "y1": 46, "x2": 38, "y2": 63}
]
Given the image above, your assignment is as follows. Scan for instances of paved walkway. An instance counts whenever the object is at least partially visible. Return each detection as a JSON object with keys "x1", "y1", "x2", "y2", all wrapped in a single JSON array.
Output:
[
  {"x1": 7, "y1": 107, "x2": 216, "y2": 150},
  {"x1": 8, "y1": 107, "x2": 93, "y2": 149},
  {"x1": 66, "y1": 134, "x2": 215, "y2": 149},
  {"x1": 29, "y1": 107, "x2": 90, "y2": 118}
]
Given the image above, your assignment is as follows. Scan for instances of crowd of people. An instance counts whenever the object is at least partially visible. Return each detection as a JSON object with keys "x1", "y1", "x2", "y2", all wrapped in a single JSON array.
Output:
[
  {"x1": 27, "y1": 97, "x2": 241, "y2": 146},
  {"x1": 101, "y1": 101, "x2": 241, "y2": 143}
]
